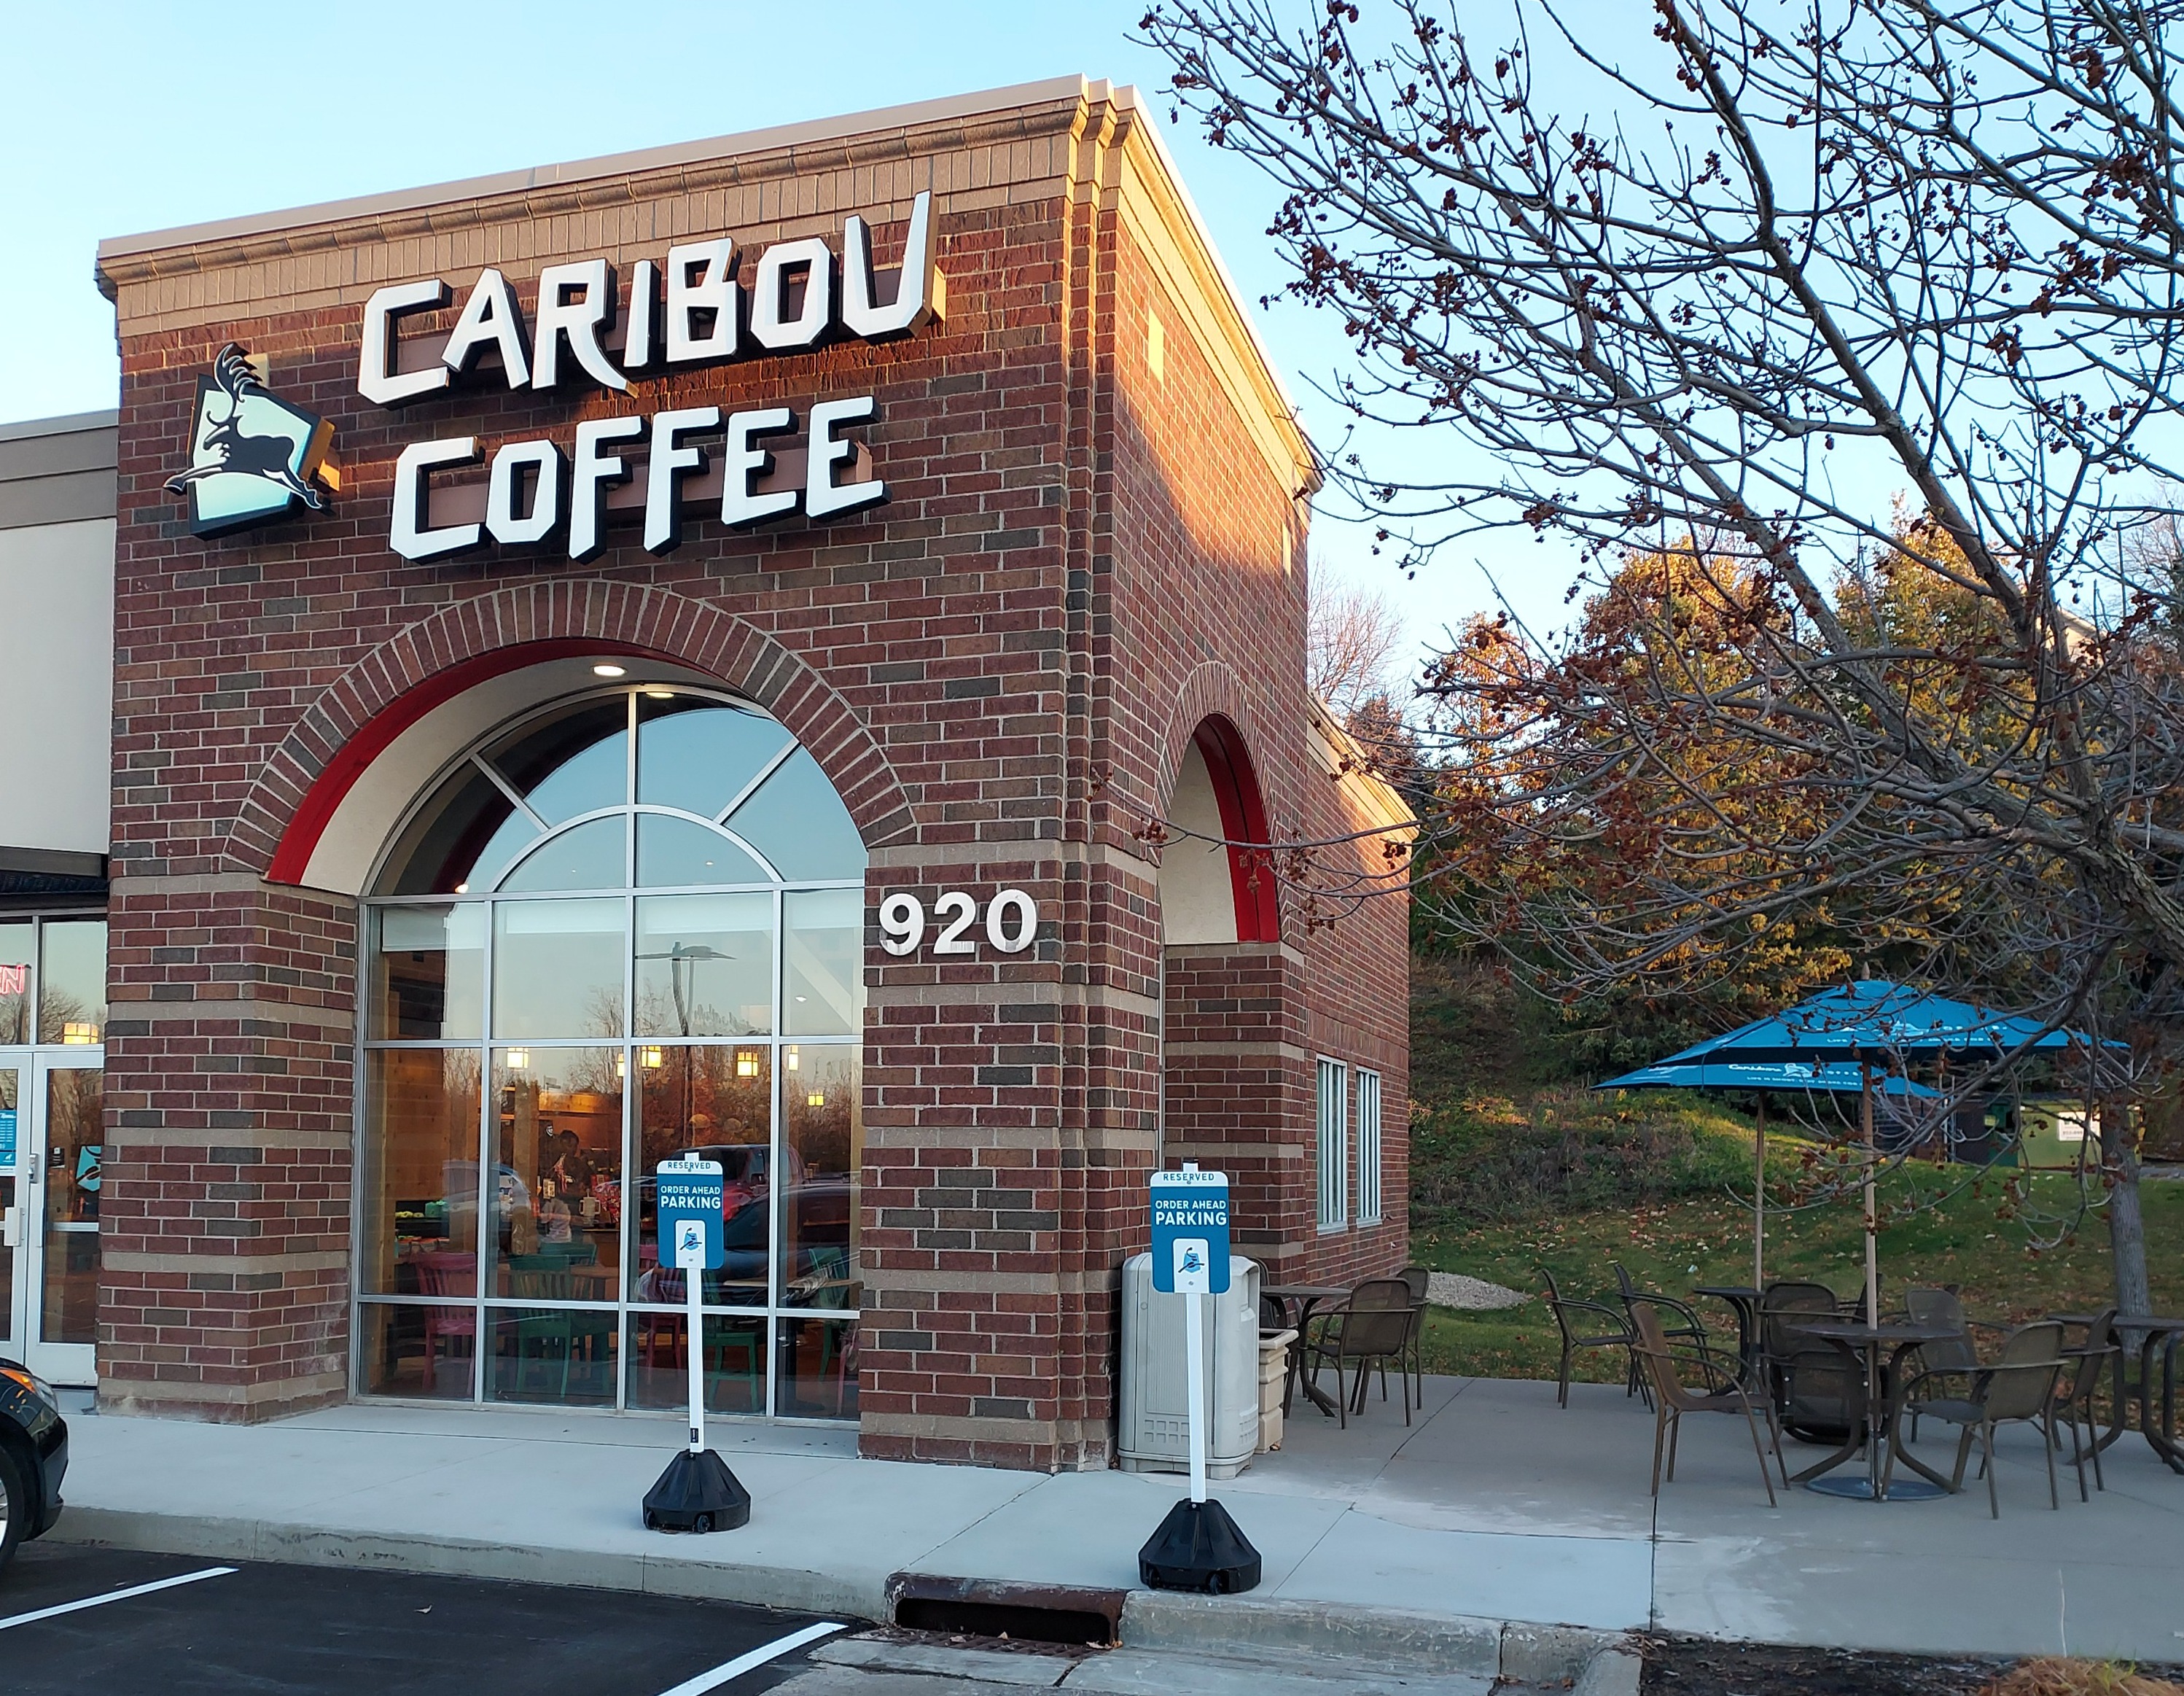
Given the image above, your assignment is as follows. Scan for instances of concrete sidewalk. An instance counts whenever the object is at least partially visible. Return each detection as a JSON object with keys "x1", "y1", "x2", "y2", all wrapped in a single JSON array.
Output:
[{"x1": 41, "y1": 1374, "x2": 2184, "y2": 1663}]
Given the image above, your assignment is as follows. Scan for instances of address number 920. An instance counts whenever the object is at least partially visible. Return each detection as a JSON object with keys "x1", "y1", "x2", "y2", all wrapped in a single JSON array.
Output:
[{"x1": 880, "y1": 890, "x2": 1038, "y2": 957}]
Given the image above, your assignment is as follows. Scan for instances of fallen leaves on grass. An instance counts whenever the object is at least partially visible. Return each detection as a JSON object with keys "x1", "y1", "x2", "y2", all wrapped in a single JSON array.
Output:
[{"x1": 1986, "y1": 1660, "x2": 2184, "y2": 1696}]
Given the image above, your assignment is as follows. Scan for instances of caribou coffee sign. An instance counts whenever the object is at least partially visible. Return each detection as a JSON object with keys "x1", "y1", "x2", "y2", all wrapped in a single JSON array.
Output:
[{"x1": 169, "y1": 192, "x2": 941, "y2": 557}]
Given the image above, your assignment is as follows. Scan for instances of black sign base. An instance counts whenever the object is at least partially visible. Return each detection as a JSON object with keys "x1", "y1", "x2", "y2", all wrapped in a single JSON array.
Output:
[
  {"x1": 1137, "y1": 1497, "x2": 1261, "y2": 1594},
  {"x1": 642, "y1": 1448, "x2": 752, "y2": 1533}
]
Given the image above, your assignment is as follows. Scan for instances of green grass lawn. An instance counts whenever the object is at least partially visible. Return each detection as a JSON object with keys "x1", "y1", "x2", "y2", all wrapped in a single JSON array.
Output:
[{"x1": 1407, "y1": 1092, "x2": 2184, "y2": 1382}]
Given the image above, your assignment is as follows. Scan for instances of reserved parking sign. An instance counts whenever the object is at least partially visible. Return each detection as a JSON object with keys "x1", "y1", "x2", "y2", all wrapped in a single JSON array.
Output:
[
  {"x1": 1150, "y1": 1167, "x2": 1231, "y2": 1295},
  {"x1": 657, "y1": 1156, "x2": 725, "y2": 1271}
]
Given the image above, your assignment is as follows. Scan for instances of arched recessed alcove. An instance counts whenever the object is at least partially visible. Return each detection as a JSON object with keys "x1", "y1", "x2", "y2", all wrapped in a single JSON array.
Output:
[{"x1": 1158, "y1": 716, "x2": 1279, "y2": 946}]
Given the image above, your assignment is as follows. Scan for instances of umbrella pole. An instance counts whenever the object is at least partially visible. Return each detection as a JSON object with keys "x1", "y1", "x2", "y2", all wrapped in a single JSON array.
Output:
[
  {"x1": 1862, "y1": 1063, "x2": 1879, "y2": 1322},
  {"x1": 1754, "y1": 1094, "x2": 1766, "y2": 1293}
]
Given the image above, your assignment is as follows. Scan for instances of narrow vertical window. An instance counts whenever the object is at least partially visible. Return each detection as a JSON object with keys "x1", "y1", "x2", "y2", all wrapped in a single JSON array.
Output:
[
  {"x1": 1316, "y1": 1056, "x2": 1348, "y2": 1231},
  {"x1": 1356, "y1": 1068, "x2": 1383, "y2": 1226}
]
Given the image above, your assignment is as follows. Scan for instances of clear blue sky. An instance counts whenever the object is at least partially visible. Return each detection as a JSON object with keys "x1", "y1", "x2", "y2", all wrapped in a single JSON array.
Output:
[{"x1": 0, "y1": 1, "x2": 1580, "y2": 647}]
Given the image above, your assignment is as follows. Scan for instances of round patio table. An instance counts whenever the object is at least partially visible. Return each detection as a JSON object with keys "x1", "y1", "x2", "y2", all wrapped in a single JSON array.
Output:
[
  {"x1": 1263, "y1": 1283, "x2": 1352, "y2": 1417},
  {"x1": 1787, "y1": 1320, "x2": 1962, "y2": 1501},
  {"x1": 1692, "y1": 1285, "x2": 1763, "y2": 1381},
  {"x1": 2051, "y1": 1312, "x2": 2184, "y2": 1474}
]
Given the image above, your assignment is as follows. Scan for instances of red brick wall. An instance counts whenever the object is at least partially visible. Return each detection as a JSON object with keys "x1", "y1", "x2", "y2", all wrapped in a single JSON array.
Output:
[{"x1": 95, "y1": 88, "x2": 1409, "y2": 1460}]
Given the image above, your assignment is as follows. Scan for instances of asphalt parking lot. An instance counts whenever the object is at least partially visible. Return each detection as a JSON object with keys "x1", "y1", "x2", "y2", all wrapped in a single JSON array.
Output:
[{"x1": 0, "y1": 1543, "x2": 851, "y2": 1696}]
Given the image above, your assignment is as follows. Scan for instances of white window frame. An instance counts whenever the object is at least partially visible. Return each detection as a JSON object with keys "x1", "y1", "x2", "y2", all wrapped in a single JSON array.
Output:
[
  {"x1": 1315, "y1": 1056, "x2": 1349, "y2": 1232},
  {"x1": 1356, "y1": 1067, "x2": 1383, "y2": 1226}
]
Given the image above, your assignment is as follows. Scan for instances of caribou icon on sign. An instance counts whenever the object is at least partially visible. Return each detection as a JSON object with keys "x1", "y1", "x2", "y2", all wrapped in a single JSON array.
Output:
[{"x1": 166, "y1": 343, "x2": 336, "y2": 537}]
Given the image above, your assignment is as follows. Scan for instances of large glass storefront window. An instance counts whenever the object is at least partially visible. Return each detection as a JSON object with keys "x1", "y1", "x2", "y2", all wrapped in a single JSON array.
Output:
[{"x1": 357, "y1": 688, "x2": 865, "y2": 1418}]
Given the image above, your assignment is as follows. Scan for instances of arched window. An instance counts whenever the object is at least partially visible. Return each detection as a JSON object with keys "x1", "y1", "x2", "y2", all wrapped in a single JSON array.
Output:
[{"x1": 354, "y1": 686, "x2": 867, "y2": 1420}]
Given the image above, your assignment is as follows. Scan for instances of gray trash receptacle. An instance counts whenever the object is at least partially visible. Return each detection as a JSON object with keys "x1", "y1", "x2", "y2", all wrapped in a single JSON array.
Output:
[{"x1": 1116, "y1": 1251, "x2": 1261, "y2": 1479}]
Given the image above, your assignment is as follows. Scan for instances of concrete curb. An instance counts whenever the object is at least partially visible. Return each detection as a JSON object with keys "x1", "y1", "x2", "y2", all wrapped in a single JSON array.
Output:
[
  {"x1": 1121, "y1": 1591, "x2": 1623, "y2": 1684},
  {"x1": 50, "y1": 1504, "x2": 1633, "y2": 1688},
  {"x1": 1572, "y1": 1644, "x2": 1643, "y2": 1696}
]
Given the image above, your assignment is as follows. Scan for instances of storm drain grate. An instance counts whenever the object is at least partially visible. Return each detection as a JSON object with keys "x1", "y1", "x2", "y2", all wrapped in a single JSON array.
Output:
[{"x1": 884, "y1": 1574, "x2": 1126, "y2": 1647}]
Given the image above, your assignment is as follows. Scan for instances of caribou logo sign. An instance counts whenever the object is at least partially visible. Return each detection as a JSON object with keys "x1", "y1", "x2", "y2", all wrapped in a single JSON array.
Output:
[
  {"x1": 165, "y1": 343, "x2": 336, "y2": 537},
  {"x1": 166, "y1": 191, "x2": 940, "y2": 559}
]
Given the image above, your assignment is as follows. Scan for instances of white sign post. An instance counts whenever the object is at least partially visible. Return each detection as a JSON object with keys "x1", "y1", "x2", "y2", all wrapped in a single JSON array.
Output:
[
  {"x1": 642, "y1": 1156, "x2": 749, "y2": 1534},
  {"x1": 1139, "y1": 1162, "x2": 1260, "y2": 1592},
  {"x1": 676, "y1": 1215, "x2": 709, "y2": 1456}
]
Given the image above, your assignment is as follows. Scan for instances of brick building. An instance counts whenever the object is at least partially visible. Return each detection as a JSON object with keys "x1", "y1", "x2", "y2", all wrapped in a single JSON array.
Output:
[{"x1": 0, "y1": 78, "x2": 1411, "y2": 1471}]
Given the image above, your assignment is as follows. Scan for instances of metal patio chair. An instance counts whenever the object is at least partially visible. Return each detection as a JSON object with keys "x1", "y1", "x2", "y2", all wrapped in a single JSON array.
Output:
[
  {"x1": 1887, "y1": 1320, "x2": 2069, "y2": 1518},
  {"x1": 2052, "y1": 1307, "x2": 2121, "y2": 1496},
  {"x1": 1300, "y1": 1277, "x2": 1415, "y2": 1428},
  {"x1": 1629, "y1": 1304, "x2": 1785, "y2": 1507},
  {"x1": 1538, "y1": 1266, "x2": 1639, "y2": 1409},
  {"x1": 1397, "y1": 1265, "x2": 1431, "y2": 1406},
  {"x1": 1760, "y1": 1283, "x2": 1852, "y2": 1442},
  {"x1": 1612, "y1": 1264, "x2": 1726, "y2": 1384}
]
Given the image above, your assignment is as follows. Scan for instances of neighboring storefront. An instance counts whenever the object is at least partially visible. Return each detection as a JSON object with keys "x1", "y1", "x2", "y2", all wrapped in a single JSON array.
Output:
[
  {"x1": 0, "y1": 77, "x2": 1411, "y2": 1471},
  {"x1": 0, "y1": 410, "x2": 116, "y2": 1392}
]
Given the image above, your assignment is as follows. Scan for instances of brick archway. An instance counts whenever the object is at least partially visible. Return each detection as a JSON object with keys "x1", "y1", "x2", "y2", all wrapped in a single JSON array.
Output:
[
  {"x1": 230, "y1": 583, "x2": 916, "y2": 884},
  {"x1": 1153, "y1": 662, "x2": 1280, "y2": 944}
]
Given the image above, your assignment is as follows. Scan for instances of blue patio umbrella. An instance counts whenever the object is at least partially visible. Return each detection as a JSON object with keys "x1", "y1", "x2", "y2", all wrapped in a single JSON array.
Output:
[
  {"x1": 1609, "y1": 981, "x2": 2100, "y2": 1312},
  {"x1": 1596, "y1": 1060, "x2": 1941, "y2": 1097},
  {"x1": 1596, "y1": 1057, "x2": 1939, "y2": 1289},
  {"x1": 1599, "y1": 1053, "x2": 1939, "y2": 1294},
  {"x1": 1647, "y1": 980, "x2": 2082, "y2": 1067}
]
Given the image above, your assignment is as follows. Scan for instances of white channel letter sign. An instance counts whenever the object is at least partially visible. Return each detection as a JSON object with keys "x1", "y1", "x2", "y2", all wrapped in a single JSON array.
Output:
[{"x1": 360, "y1": 192, "x2": 944, "y2": 564}]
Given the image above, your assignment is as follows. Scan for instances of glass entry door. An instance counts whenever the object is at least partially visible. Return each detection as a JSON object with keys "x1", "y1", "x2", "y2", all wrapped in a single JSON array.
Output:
[
  {"x1": 0, "y1": 1053, "x2": 102, "y2": 1383},
  {"x1": 0, "y1": 1059, "x2": 19, "y2": 1362}
]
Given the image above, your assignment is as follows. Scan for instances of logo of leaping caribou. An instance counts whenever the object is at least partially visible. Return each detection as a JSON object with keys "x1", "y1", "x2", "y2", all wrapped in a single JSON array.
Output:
[{"x1": 166, "y1": 342, "x2": 335, "y2": 536}]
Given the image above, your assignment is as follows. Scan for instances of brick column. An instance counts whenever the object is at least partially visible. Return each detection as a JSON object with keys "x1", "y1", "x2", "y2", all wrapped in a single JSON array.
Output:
[
  {"x1": 98, "y1": 874, "x2": 355, "y2": 1420},
  {"x1": 1160, "y1": 940, "x2": 1312, "y2": 1279}
]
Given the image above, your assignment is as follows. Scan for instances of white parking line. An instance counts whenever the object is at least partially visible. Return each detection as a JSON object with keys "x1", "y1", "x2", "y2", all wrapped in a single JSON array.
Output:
[
  {"x1": 0, "y1": 1564, "x2": 239, "y2": 1631},
  {"x1": 655, "y1": 1619, "x2": 849, "y2": 1696}
]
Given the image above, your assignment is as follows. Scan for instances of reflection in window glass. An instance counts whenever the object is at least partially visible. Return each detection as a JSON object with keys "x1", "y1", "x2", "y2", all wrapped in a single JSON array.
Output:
[
  {"x1": 726, "y1": 748, "x2": 865, "y2": 882},
  {"x1": 631, "y1": 1046, "x2": 770, "y2": 1307},
  {"x1": 626, "y1": 1312, "x2": 766, "y2": 1415},
  {"x1": 359, "y1": 1050, "x2": 483, "y2": 1296},
  {"x1": 493, "y1": 898, "x2": 625, "y2": 1038},
  {"x1": 784, "y1": 890, "x2": 862, "y2": 1036},
  {"x1": 488, "y1": 1307, "x2": 617, "y2": 1405},
  {"x1": 0, "y1": 922, "x2": 28, "y2": 1044},
  {"x1": 497, "y1": 815, "x2": 626, "y2": 892},
  {"x1": 380, "y1": 762, "x2": 523, "y2": 896},
  {"x1": 0, "y1": 1070, "x2": 13, "y2": 1329},
  {"x1": 779, "y1": 1315, "x2": 859, "y2": 1419},
  {"x1": 369, "y1": 906, "x2": 485, "y2": 1040},
  {"x1": 636, "y1": 813, "x2": 768, "y2": 888},
  {"x1": 40, "y1": 1066, "x2": 103, "y2": 1344},
  {"x1": 783, "y1": 1046, "x2": 860, "y2": 1307},
  {"x1": 491, "y1": 699, "x2": 629, "y2": 824},
  {"x1": 359, "y1": 1302, "x2": 476, "y2": 1399},
  {"x1": 38, "y1": 919, "x2": 106, "y2": 1046},
  {"x1": 491, "y1": 1047, "x2": 622, "y2": 1299},
  {"x1": 637, "y1": 698, "x2": 791, "y2": 820},
  {"x1": 464, "y1": 805, "x2": 542, "y2": 896},
  {"x1": 635, "y1": 894, "x2": 773, "y2": 1037}
]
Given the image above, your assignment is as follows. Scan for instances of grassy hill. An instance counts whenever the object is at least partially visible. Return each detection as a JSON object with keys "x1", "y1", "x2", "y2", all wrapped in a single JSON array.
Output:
[{"x1": 1404, "y1": 950, "x2": 2183, "y2": 1381}]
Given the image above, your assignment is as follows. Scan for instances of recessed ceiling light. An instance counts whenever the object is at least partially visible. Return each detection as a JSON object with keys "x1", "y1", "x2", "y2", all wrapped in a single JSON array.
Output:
[
  {"x1": 644, "y1": 688, "x2": 675, "y2": 699},
  {"x1": 593, "y1": 663, "x2": 627, "y2": 677}
]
